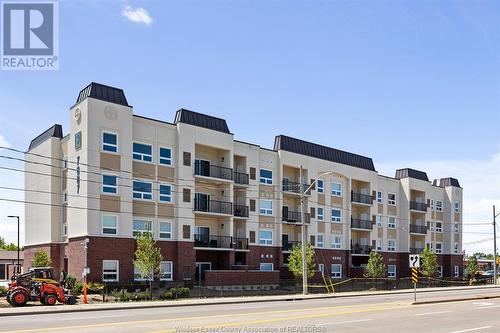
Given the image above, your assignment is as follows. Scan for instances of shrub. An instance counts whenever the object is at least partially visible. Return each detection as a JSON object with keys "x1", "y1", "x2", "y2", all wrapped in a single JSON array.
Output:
[
  {"x1": 0, "y1": 286, "x2": 7, "y2": 297},
  {"x1": 64, "y1": 274, "x2": 77, "y2": 289},
  {"x1": 87, "y1": 282, "x2": 104, "y2": 294},
  {"x1": 72, "y1": 282, "x2": 84, "y2": 295},
  {"x1": 111, "y1": 290, "x2": 151, "y2": 302}
]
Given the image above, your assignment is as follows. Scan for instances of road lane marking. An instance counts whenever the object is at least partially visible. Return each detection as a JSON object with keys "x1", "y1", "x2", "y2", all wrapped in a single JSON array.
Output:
[
  {"x1": 472, "y1": 302, "x2": 494, "y2": 306},
  {"x1": 414, "y1": 310, "x2": 453, "y2": 316},
  {"x1": 317, "y1": 319, "x2": 373, "y2": 326},
  {"x1": 450, "y1": 326, "x2": 492, "y2": 333},
  {"x1": 474, "y1": 304, "x2": 500, "y2": 309}
]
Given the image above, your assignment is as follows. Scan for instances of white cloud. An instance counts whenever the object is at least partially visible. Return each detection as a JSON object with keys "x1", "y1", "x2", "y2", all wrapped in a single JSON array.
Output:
[
  {"x1": 0, "y1": 134, "x2": 11, "y2": 148},
  {"x1": 122, "y1": 6, "x2": 153, "y2": 26},
  {"x1": 377, "y1": 149, "x2": 500, "y2": 254}
]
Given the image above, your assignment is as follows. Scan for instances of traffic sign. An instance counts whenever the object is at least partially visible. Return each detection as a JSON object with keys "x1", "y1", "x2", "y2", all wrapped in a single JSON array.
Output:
[
  {"x1": 409, "y1": 254, "x2": 420, "y2": 268},
  {"x1": 411, "y1": 267, "x2": 418, "y2": 284}
]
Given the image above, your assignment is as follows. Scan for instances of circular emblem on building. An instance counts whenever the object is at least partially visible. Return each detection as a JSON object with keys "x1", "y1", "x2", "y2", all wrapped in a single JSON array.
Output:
[
  {"x1": 104, "y1": 106, "x2": 118, "y2": 120},
  {"x1": 74, "y1": 108, "x2": 81, "y2": 124}
]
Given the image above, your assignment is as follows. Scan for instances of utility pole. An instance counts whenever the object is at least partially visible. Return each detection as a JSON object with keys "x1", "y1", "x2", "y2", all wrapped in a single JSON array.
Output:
[
  {"x1": 7, "y1": 216, "x2": 20, "y2": 274},
  {"x1": 300, "y1": 166, "x2": 307, "y2": 295},
  {"x1": 494, "y1": 206, "x2": 498, "y2": 285}
]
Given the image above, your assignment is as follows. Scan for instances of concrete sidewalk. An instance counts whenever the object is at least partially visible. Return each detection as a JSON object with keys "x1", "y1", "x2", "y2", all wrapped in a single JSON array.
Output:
[{"x1": 1, "y1": 284, "x2": 500, "y2": 317}]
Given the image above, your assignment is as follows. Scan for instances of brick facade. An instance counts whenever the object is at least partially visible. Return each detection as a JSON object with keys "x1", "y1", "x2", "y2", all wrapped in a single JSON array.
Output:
[{"x1": 205, "y1": 269, "x2": 280, "y2": 286}]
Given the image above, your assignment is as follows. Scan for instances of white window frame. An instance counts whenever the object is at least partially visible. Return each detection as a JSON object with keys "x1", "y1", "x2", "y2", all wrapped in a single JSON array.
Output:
[
  {"x1": 260, "y1": 263, "x2": 274, "y2": 271},
  {"x1": 376, "y1": 215, "x2": 383, "y2": 227},
  {"x1": 331, "y1": 235, "x2": 342, "y2": 249},
  {"x1": 159, "y1": 183, "x2": 173, "y2": 203},
  {"x1": 454, "y1": 201, "x2": 460, "y2": 213},
  {"x1": 331, "y1": 264, "x2": 342, "y2": 278},
  {"x1": 317, "y1": 179, "x2": 324, "y2": 193},
  {"x1": 317, "y1": 234, "x2": 324, "y2": 248},
  {"x1": 435, "y1": 242, "x2": 443, "y2": 254},
  {"x1": 436, "y1": 200, "x2": 443, "y2": 212},
  {"x1": 133, "y1": 180, "x2": 153, "y2": 200},
  {"x1": 376, "y1": 191, "x2": 383, "y2": 203},
  {"x1": 102, "y1": 214, "x2": 118, "y2": 235},
  {"x1": 331, "y1": 208, "x2": 342, "y2": 223},
  {"x1": 102, "y1": 174, "x2": 118, "y2": 195},
  {"x1": 102, "y1": 131, "x2": 118, "y2": 153},
  {"x1": 317, "y1": 207, "x2": 324, "y2": 221},
  {"x1": 454, "y1": 242, "x2": 459, "y2": 254},
  {"x1": 430, "y1": 199, "x2": 435, "y2": 211},
  {"x1": 454, "y1": 223, "x2": 459, "y2": 233},
  {"x1": 318, "y1": 263, "x2": 324, "y2": 274},
  {"x1": 331, "y1": 182, "x2": 342, "y2": 196},
  {"x1": 435, "y1": 222, "x2": 443, "y2": 233},
  {"x1": 133, "y1": 141, "x2": 153, "y2": 162},
  {"x1": 159, "y1": 146, "x2": 172, "y2": 166},
  {"x1": 388, "y1": 239, "x2": 396, "y2": 251},
  {"x1": 134, "y1": 263, "x2": 151, "y2": 281},
  {"x1": 160, "y1": 261, "x2": 173, "y2": 281},
  {"x1": 259, "y1": 200, "x2": 273, "y2": 215},
  {"x1": 388, "y1": 265, "x2": 396, "y2": 278},
  {"x1": 159, "y1": 221, "x2": 172, "y2": 240},
  {"x1": 376, "y1": 239, "x2": 382, "y2": 251},
  {"x1": 387, "y1": 216, "x2": 396, "y2": 229},
  {"x1": 437, "y1": 265, "x2": 443, "y2": 277},
  {"x1": 102, "y1": 260, "x2": 119, "y2": 282},
  {"x1": 259, "y1": 229, "x2": 273, "y2": 245},
  {"x1": 259, "y1": 168, "x2": 273, "y2": 185},
  {"x1": 387, "y1": 193, "x2": 396, "y2": 206},
  {"x1": 133, "y1": 219, "x2": 152, "y2": 237},
  {"x1": 454, "y1": 266, "x2": 459, "y2": 277}
]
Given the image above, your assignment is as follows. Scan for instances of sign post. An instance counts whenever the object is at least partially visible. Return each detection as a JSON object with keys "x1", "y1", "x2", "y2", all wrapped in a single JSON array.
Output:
[{"x1": 409, "y1": 255, "x2": 420, "y2": 302}]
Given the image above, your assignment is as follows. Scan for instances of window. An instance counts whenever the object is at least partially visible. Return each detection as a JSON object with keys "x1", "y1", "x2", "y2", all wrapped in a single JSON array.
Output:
[
  {"x1": 388, "y1": 193, "x2": 396, "y2": 205},
  {"x1": 62, "y1": 192, "x2": 68, "y2": 204},
  {"x1": 102, "y1": 215, "x2": 117, "y2": 235},
  {"x1": 317, "y1": 234, "x2": 324, "y2": 248},
  {"x1": 102, "y1": 174, "x2": 117, "y2": 194},
  {"x1": 62, "y1": 223, "x2": 67, "y2": 236},
  {"x1": 331, "y1": 264, "x2": 342, "y2": 278},
  {"x1": 260, "y1": 263, "x2": 274, "y2": 271},
  {"x1": 260, "y1": 169, "x2": 272, "y2": 185},
  {"x1": 183, "y1": 188, "x2": 191, "y2": 203},
  {"x1": 435, "y1": 222, "x2": 442, "y2": 232},
  {"x1": 435, "y1": 242, "x2": 442, "y2": 254},
  {"x1": 133, "y1": 142, "x2": 153, "y2": 162},
  {"x1": 388, "y1": 217, "x2": 396, "y2": 229},
  {"x1": 430, "y1": 199, "x2": 435, "y2": 211},
  {"x1": 183, "y1": 225, "x2": 190, "y2": 239},
  {"x1": 250, "y1": 199, "x2": 256, "y2": 212},
  {"x1": 159, "y1": 221, "x2": 172, "y2": 239},
  {"x1": 437, "y1": 266, "x2": 443, "y2": 277},
  {"x1": 249, "y1": 231, "x2": 256, "y2": 243},
  {"x1": 317, "y1": 179, "x2": 324, "y2": 193},
  {"x1": 159, "y1": 184, "x2": 172, "y2": 203},
  {"x1": 249, "y1": 167, "x2": 256, "y2": 180},
  {"x1": 388, "y1": 265, "x2": 396, "y2": 278},
  {"x1": 331, "y1": 182, "x2": 342, "y2": 196},
  {"x1": 183, "y1": 152, "x2": 191, "y2": 166},
  {"x1": 160, "y1": 261, "x2": 173, "y2": 281},
  {"x1": 436, "y1": 200, "x2": 443, "y2": 212},
  {"x1": 159, "y1": 147, "x2": 172, "y2": 165},
  {"x1": 454, "y1": 201, "x2": 460, "y2": 213},
  {"x1": 376, "y1": 215, "x2": 383, "y2": 227},
  {"x1": 259, "y1": 200, "x2": 273, "y2": 215},
  {"x1": 388, "y1": 239, "x2": 396, "y2": 251},
  {"x1": 133, "y1": 180, "x2": 152, "y2": 200},
  {"x1": 376, "y1": 239, "x2": 382, "y2": 251},
  {"x1": 102, "y1": 260, "x2": 119, "y2": 282},
  {"x1": 259, "y1": 230, "x2": 273, "y2": 245},
  {"x1": 454, "y1": 223, "x2": 459, "y2": 233},
  {"x1": 332, "y1": 235, "x2": 342, "y2": 249},
  {"x1": 75, "y1": 131, "x2": 82, "y2": 151},
  {"x1": 317, "y1": 207, "x2": 324, "y2": 221},
  {"x1": 102, "y1": 132, "x2": 118, "y2": 152},
  {"x1": 331, "y1": 209, "x2": 342, "y2": 223},
  {"x1": 318, "y1": 264, "x2": 324, "y2": 274},
  {"x1": 62, "y1": 157, "x2": 68, "y2": 170},
  {"x1": 454, "y1": 266, "x2": 459, "y2": 277},
  {"x1": 376, "y1": 191, "x2": 383, "y2": 203},
  {"x1": 454, "y1": 242, "x2": 459, "y2": 254},
  {"x1": 133, "y1": 220, "x2": 152, "y2": 236},
  {"x1": 134, "y1": 263, "x2": 150, "y2": 281}
]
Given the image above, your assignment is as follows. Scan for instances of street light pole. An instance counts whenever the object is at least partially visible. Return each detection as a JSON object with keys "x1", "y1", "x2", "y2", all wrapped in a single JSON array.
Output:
[
  {"x1": 7, "y1": 215, "x2": 20, "y2": 274},
  {"x1": 494, "y1": 206, "x2": 499, "y2": 285}
]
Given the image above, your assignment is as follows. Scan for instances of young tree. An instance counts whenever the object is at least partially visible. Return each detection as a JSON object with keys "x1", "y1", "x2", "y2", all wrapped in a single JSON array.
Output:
[
  {"x1": 288, "y1": 243, "x2": 316, "y2": 279},
  {"x1": 364, "y1": 251, "x2": 385, "y2": 278},
  {"x1": 32, "y1": 250, "x2": 52, "y2": 267},
  {"x1": 134, "y1": 231, "x2": 163, "y2": 299},
  {"x1": 465, "y1": 256, "x2": 479, "y2": 280},
  {"x1": 419, "y1": 248, "x2": 438, "y2": 286}
]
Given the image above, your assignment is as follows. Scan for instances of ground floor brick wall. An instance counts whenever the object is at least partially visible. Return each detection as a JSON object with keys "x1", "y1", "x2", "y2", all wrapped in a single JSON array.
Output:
[
  {"x1": 23, "y1": 243, "x2": 64, "y2": 277},
  {"x1": 205, "y1": 269, "x2": 280, "y2": 286},
  {"x1": 247, "y1": 245, "x2": 281, "y2": 271}
]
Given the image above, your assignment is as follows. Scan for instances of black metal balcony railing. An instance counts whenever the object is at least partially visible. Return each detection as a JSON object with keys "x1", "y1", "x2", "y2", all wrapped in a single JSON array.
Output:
[
  {"x1": 282, "y1": 209, "x2": 311, "y2": 224},
  {"x1": 194, "y1": 198, "x2": 233, "y2": 215},
  {"x1": 194, "y1": 160, "x2": 233, "y2": 181},
  {"x1": 410, "y1": 224, "x2": 428, "y2": 234},
  {"x1": 234, "y1": 171, "x2": 249, "y2": 185},
  {"x1": 351, "y1": 191, "x2": 373, "y2": 204},
  {"x1": 234, "y1": 237, "x2": 249, "y2": 250},
  {"x1": 410, "y1": 247, "x2": 425, "y2": 254},
  {"x1": 351, "y1": 217, "x2": 373, "y2": 230},
  {"x1": 410, "y1": 201, "x2": 428, "y2": 212},
  {"x1": 234, "y1": 204, "x2": 249, "y2": 218},
  {"x1": 351, "y1": 245, "x2": 372, "y2": 255},
  {"x1": 194, "y1": 234, "x2": 233, "y2": 248},
  {"x1": 282, "y1": 179, "x2": 310, "y2": 194},
  {"x1": 282, "y1": 240, "x2": 300, "y2": 252}
]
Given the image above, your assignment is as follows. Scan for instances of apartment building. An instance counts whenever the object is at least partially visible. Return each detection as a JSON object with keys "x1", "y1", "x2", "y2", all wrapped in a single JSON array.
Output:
[{"x1": 23, "y1": 82, "x2": 463, "y2": 284}]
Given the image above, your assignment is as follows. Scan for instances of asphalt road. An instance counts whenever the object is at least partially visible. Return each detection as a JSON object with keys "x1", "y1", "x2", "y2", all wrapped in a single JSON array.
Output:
[{"x1": 1, "y1": 288, "x2": 499, "y2": 333}]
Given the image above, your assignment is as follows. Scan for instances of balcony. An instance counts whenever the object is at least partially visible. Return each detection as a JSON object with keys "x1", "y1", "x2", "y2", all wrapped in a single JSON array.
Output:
[
  {"x1": 351, "y1": 217, "x2": 373, "y2": 230},
  {"x1": 282, "y1": 179, "x2": 310, "y2": 195},
  {"x1": 194, "y1": 234, "x2": 233, "y2": 249},
  {"x1": 410, "y1": 224, "x2": 428, "y2": 234},
  {"x1": 194, "y1": 161, "x2": 233, "y2": 181},
  {"x1": 410, "y1": 201, "x2": 428, "y2": 212},
  {"x1": 282, "y1": 240, "x2": 300, "y2": 252},
  {"x1": 234, "y1": 204, "x2": 249, "y2": 218},
  {"x1": 194, "y1": 197, "x2": 232, "y2": 215},
  {"x1": 234, "y1": 171, "x2": 249, "y2": 185},
  {"x1": 234, "y1": 237, "x2": 249, "y2": 250},
  {"x1": 282, "y1": 209, "x2": 311, "y2": 224},
  {"x1": 351, "y1": 245, "x2": 372, "y2": 255},
  {"x1": 351, "y1": 191, "x2": 373, "y2": 205},
  {"x1": 410, "y1": 247, "x2": 425, "y2": 254}
]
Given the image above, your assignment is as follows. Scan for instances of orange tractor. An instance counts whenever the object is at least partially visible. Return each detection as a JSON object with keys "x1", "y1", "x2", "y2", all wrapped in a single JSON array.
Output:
[{"x1": 6, "y1": 267, "x2": 77, "y2": 306}]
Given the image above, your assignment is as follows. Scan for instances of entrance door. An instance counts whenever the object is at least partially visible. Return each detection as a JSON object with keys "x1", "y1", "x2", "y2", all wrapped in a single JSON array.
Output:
[
  {"x1": 195, "y1": 159, "x2": 211, "y2": 177},
  {"x1": 195, "y1": 226, "x2": 210, "y2": 247},
  {"x1": 195, "y1": 193, "x2": 210, "y2": 212},
  {"x1": 282, "y1": 234, "x2": 289, "y2": 251},
  {"x1": 196, "y1": 262, "x2": 212, "y2": 282}
]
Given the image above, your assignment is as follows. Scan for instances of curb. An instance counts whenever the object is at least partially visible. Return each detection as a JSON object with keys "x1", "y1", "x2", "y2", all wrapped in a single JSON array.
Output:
[{"x1": 412, "y1": 294, "x2": 500, "y2": 305}]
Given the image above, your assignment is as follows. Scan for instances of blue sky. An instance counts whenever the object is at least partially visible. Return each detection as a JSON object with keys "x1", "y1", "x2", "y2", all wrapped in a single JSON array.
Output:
[{"x1": 0, "y1": 0, "x2": 499, "y2": 251}]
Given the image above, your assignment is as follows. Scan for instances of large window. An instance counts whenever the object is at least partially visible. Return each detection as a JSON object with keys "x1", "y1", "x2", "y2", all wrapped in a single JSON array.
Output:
[
  {"x1": 317, "y1": 207, "x2": 324, "y2": 221},
  {"x1": 317, "y1": 179, "x2": 324, "y2": 193},
  {"x1": 435, "y1": 242, "x2": 443, "y2": 254},
  {"x1": 387, "y1": 193, "x2": 396, "y2": 205},
  {"x1": 259, "y1": 169, "x2": 273, "y2": 185},
  {"x1": 376, "y1": 215, "x2": 383, "y2": 227},
  {"x1": 159, "y1": 221, "x2": 172, "y2": 239},
  {"x1": 260, "y1": 263, "x2": 274, "y2": 271},
  {"x1": 388, "y1": 239, "x2": 396, "y2": 251},
  {"x1": 102, "y1": 215, "x2": 117, "y2": 235},
  {"x1": 388, "y1": 217, "x2": 396, "y2": 228},
  {"x1": 331, "y1": 208, "x2": 342, "y2": 223},
  {"x1": 159, "y1": 147, "x2": 172, "y2": 166},
  {"x1": 259, "y1": 200, "x2": 273, "y2": 215},
  {"x1": 102, "y1": 260, "x2": 119, "y2": 282},
  {"x1": 133, "y1": 220, "x2": 152, "y2": 236},
  {"x1": 259, "y1": 230, "x2": 273, "y2": 245},
  {"x1": 102, "y1": 174, "x2": 117, "y2": 194},
  {"x1": 317, "y1": 234, "x2": 324, "y2": 248},
  {"x1": 436, "y1": 200, "x2": 443, "y2": 212},
  {"x1": 133, "y1": 142, "x2": 153, "y2": 162},
  {"x1": 134, "y1": 263, "x2": 150, "y2": 281},
  {"x1": 332, "y1": 235, "x2": 342, "y2": 249},
  {"x1": 331, "y1": 182, "x2": 342, "y2": 196},
  {"x1": 331, "y1": 264, "x2": 342, "y2": 278},
  {"x1": 159, "y1": 184, "x2": 172, "y2": 203},
  {"x1": 388, "y1": 265, "x2": 396, "y2": 278},
  {"x1": 435, "y1": 222, "x2": 443, "y2": 232},
  {"x1": 133, "y1": 180, "x2": 152, "y2": 200},
  {"x1": 102, "y1": 132, "x2": 118, "y2": 152},
  {"x1": 376, "y1": 191, "x2": 383, "y2": 203},
  {"x1": 160, "y1": 261, "x2": 173, "y2": 281}
]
